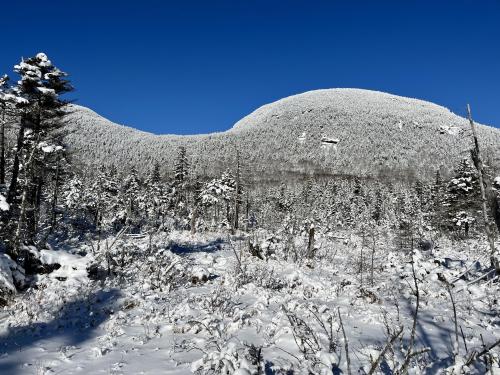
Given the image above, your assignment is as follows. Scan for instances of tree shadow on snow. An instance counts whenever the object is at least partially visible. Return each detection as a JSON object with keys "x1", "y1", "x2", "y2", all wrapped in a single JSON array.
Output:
[
  {"x1": 399, "y1": 296, "x2": 455, "y2": 373},
  {"x1": 169, "y1": 238, "x2": 224, "y2": 255},
  {"x1": 0, "y1": 289, "x2": 121, "y2": 374}
]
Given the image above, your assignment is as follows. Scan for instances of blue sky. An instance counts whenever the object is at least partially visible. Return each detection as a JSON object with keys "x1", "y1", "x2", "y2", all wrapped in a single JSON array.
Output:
[{"x1": 2, "y1": 1, "x2": 499, "y2": 134}]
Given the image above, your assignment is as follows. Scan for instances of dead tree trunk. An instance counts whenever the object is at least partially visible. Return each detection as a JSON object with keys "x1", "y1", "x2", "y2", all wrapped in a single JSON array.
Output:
[
  {"x1": 467, "y1": 104, "x2": 499, "y2": 274},
  {"x1": 190, "y1": 205, "x2": 198, "y2": 235},
  {"x1": 0, "y1": 103, "x2": 5, "y2": 185},
  {"x1": 306, "y1": 223, "x2": 315, "y2": 259},
  {"x1": 49, "y1": 156, "x2": 61, "y2": 233},
  {"x1": 7, "y1": 116, "x2": 26, "y2": 204},
  {"x1": 13, "y1": 139, "x2": 38, "y2": 258},
  {"x1": 245, "y1": 191, "x2": 250, "y2": 232},
  {"x1": 232, "y1": 150, "x2": 240, "y2": 233},
  {"x1": 371, "y1": 229, "x2": 376, "y2": 287}
]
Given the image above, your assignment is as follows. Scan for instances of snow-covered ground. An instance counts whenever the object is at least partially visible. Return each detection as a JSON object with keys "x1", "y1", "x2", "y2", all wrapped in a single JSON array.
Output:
[{"x1": 0, "y1": 231, "x2": 499, "y2": 374}]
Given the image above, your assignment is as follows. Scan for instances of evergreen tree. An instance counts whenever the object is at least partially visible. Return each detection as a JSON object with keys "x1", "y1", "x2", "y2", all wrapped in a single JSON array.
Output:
[
  {"x1": 430, "y1": 169, "x2": 446, "y2": 231},
  {"x1": 0, "y1": 75, "x2": 11, "y2": 186},
  {"x1": 122, "y1": 166, "x2": 142, "y2": 227},
  {"x1": 174, "y1": 146, "x2": 189, "y2": 185},
  {"x1": 172, "y1": 146, "x2": 189, "y2": 208},
  {"x1": 445, "y1": 159, "x2": 481, "y2": 237},
  {"x1": 145, "y1": 161, "x2": 163, "y2": 226},
  {"x1": 83, "y1": 167, "x2": 120, "y2": 231},
  {"x1": 6, "y1": 53, "x2": 72, "y2": 259}
]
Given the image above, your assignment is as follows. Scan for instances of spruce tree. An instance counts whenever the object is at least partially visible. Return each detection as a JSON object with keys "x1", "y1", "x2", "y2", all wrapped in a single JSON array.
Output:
[
  {"x1": 122, "y1": 166, "x2": 142, "y2": 227},
  {"x1": 446, "y1": 159, "x2": 481, "y2": 237},
  {"x1": 7, "y1": 53, "x2": 72, "y2": 259},
  {"x1": 0, "y1": 75, "x2": 11, "y2": 186},
  {"x1": 172, "y1": 146, "x2": 189, "y2": 208},
  {"x1": 145, "y1": 161, "x2": 163, "y2": 226}
]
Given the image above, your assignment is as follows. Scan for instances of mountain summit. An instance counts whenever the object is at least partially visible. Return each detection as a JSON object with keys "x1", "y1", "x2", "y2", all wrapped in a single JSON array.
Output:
[{"x1": 64, "y1": 89, "x2": 500, "y2": 180}]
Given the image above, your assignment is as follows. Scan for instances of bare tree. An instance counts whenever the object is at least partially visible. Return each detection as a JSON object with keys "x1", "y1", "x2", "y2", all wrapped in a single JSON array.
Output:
[
  {"x1": 232, "y1": 150, "x2": 241, "y2": 233},
  {"x1": 467, "y1": 104, "x2": 499, "y2": 274},
  {"x1": 0, "y1": 100, "x2": 6, "y2": 185},
  {"x1": 397, "y1": 252, "x2": 430, "y2": 375},
  {"x1": 306, "y1": 222, "x2": 315, "y2": 259}
]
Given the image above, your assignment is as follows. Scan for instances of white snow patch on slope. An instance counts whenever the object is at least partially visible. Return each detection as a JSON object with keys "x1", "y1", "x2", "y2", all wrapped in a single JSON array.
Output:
[
  {"x1": 0, "y1": 194, "x2": 8, "y2": 211},
  {"x1": 39, "y1": 249, "x2": 90, "y2": 286}
]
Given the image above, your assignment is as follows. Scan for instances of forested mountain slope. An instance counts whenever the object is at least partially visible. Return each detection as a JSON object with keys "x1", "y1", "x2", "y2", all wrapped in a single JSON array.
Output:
[{"x1": 63, "y1": 89, "x2": 500, "y2": 180}]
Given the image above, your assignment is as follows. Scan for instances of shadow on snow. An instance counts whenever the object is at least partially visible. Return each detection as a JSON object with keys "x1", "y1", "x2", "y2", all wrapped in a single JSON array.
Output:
[
  {"x1": 0, "y1": 288, "x2": 121, "y2": 374},
  {"x1": 168, "y1": 238, "x2": 224, "y2": 255}
]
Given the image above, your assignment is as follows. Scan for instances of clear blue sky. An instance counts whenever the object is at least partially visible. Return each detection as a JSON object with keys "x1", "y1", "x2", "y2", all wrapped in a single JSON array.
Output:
[{"x1": 2, "y1": 1, "x2": 499, "y2": 134}]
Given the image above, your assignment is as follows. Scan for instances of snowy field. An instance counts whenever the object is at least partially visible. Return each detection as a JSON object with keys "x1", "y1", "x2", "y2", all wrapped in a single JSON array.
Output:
[{"x1": 1, "y1": 231, "x2": 498, "y2": 374}]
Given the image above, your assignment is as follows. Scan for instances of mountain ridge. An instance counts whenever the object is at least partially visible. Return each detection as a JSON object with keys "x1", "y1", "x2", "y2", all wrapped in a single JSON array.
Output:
[{"x1": 62, "y1": 88, "x2": 500, "y2": 181}]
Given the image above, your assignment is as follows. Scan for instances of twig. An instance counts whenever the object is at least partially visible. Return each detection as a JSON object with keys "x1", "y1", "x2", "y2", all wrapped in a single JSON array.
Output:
[
  {"x1": 465, "y1": 338, "x2": 500, "y2": 366},
  {"x1": 399, "y1": 252, "x2": 420, "y2": 374},
  {"x1": 450, "y1": 256, "x2": 487, "y2": 284},
  {"x1": 275, "y1": 346, "x2": 302, "y2": 362},
  {"x1": 338, "y1": 307, "x2": 352, "y2": 375},
  {"x1": 460, "y1": 326, "x2": 468, "y2": 353},
  {"x1": 108, "y1": 225, "x2": 130, "y2": 252},
  {"x1": 229, "y1": 238, "x2": 242, "y2": 273},
  {"x1": 446, "y1": 283, "x2": 459, "y2": 357},
  {"x1": 368, "y1": 325, "x2": 404, "y2": 375},
  {"x1": 456, "y1": 269, "x2": 496, "y2": 293}
]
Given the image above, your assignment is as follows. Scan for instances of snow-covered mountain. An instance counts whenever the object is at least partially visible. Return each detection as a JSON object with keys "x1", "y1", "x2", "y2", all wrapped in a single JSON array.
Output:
[{"x1": 63, "y1": 88, "x2": 500, "y2": 180}]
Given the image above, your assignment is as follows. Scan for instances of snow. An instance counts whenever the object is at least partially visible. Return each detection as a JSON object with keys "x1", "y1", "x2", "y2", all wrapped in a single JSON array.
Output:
[
  {"x1": 39, "y1": 249, "x2": 89, "y2": 286},
  {"x1": 0, "y1": 231, "x2": 498, "y2": 374},
  {"x1": 0, "y1": 194, "x2": 9, "y2": 212},
  {"x1": 439, "y1": 124, "x2": 461, "y2": 135},
  {"x1": 0, "y1": 254, "x2": 18, "y2": 294},
  {"x1": 38, "y1": 142, "x2": 64, "y2": 153},
  {"x1": 494, "y1": 176, "x2": 500, "y2": 189},
  {"x1": 0, "y1": 93, "x2": 29, "y2": 104},
  {"x1": 298, "y1": 131, "x2": 306, "y2": 143},
  {"x1": 36, "y1": 52, "x2": 52, "y2": 67},
  {"x1": 36, "y1": 87, "x2": 56, "y2": 96}
]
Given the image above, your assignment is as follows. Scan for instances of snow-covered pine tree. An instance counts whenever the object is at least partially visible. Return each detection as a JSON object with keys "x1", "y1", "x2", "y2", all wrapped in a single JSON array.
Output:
[
  {"x1": 0, "y1": 76, "x2": 12, "y2": 235},
  {"x1": 0, "y1": 75, "x2": 10, "y2": 186},
  {"x1": 0, "y1": 73, "x2": 27, "y2": 219},
  {"x1": 174, "y1": 146, "x2": 189, "y2": 184},
  {"x1": 6, "y1": 53, "x2": 72, "y2": 260},
  {"x1": 190, "y1": 176, "x2": 204, "y2": 234},
  {"x1": 145, "y1": 161, "x2": 163, "y2": 227},
  {"x1": 219, "y1": 169, "x2": 236, "y2": 226},
  {"x1": 445, "y1": 159, "x2": 481, "y2": 237},
  {"x1": 371, "y1": 186, "x2": 384, "y2": 225},
  {"x1": 83, "y1": 167, "x2": 120, "y2": 231},
  {"x1": 172, "y1": 146, "x2": 190, "y2": 209},
  {"x1": 122, "y1": 166, "x2": 143, "y2": 228},
  {"x1": 430, "y1": 169, "x2": 447, "y2": 232}
]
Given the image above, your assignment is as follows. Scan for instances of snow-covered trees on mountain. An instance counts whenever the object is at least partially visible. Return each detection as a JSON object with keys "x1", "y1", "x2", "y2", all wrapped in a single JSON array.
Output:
[{"x1": 56, "y1": 89, "x2": 500, "y2": 184}]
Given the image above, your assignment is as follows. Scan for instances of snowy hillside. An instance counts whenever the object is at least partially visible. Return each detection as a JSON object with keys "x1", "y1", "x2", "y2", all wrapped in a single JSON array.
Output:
[{"x1": 62, "y1": 89, "x2": 500, "y2": 180}]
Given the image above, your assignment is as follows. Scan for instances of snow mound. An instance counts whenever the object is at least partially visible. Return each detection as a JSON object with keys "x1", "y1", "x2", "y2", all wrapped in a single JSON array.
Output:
[{"x1": 39, "y1": 249, "x2": 90, "y2": 286}]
